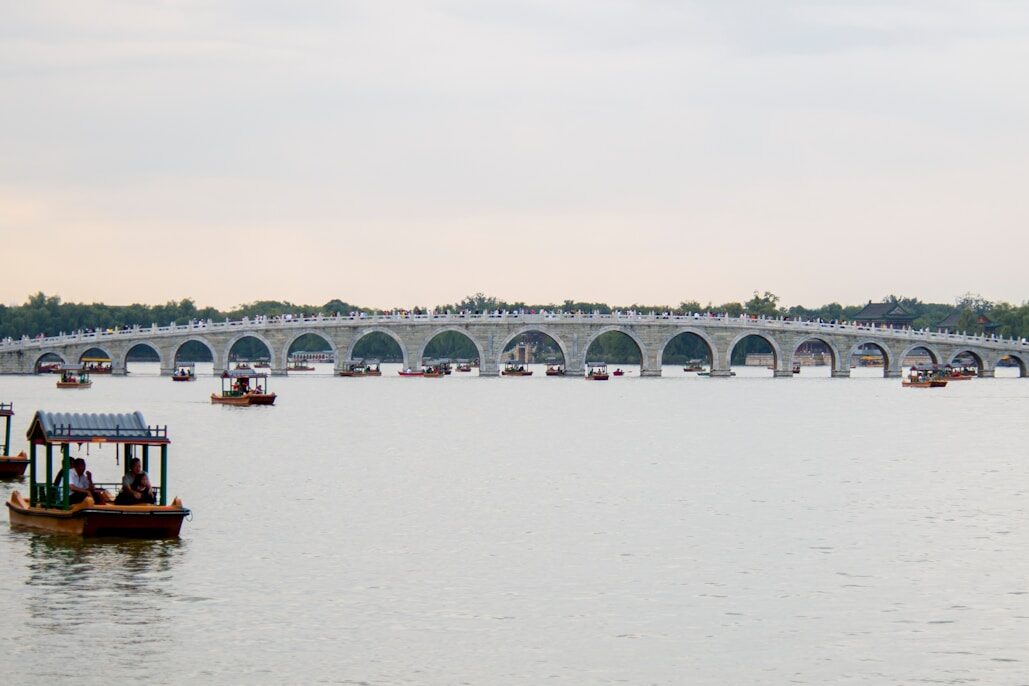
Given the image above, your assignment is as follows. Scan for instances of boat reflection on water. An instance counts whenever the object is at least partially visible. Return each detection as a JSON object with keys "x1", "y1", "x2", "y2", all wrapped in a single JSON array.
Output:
[{"x1": 16, "y1": 532, "x2": 187, "y2": 670}]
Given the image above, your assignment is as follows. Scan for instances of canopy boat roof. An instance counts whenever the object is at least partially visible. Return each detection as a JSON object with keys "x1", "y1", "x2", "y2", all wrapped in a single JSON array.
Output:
[
  {"x1": 222, "y1": 369, "x2": 268, "y2": 379},
  {"x1": 912, "y1": 363, "x2": 953, "y2": 372},
  {"x1": 26, "y1": 410, "x2": 170, "y2": 445},
  {"x1": 80, "y1": 356, "x2": 111, "y2": 363},
  {"x1": 586, "y1": 361, "x2": 607, "y2": 366},
  {"x1": 0, "y1": 401, "x2": 12, "y2": 417}
]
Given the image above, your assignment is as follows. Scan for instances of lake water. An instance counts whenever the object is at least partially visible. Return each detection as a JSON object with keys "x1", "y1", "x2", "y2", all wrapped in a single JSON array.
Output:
[{"x1": 2, "y1": 365, "x2": 1028, "y2": 684}]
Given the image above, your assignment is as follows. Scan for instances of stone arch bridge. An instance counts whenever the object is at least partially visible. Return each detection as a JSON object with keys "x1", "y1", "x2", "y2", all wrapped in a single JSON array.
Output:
[{"x1": 1, "y1": 313, "x2": 1026, "y2": 378}]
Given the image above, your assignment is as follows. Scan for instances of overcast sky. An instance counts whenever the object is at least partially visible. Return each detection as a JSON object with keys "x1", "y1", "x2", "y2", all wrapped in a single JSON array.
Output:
[{"x1": 2, "y1": 1, "x2": 1027, "y2": 309}]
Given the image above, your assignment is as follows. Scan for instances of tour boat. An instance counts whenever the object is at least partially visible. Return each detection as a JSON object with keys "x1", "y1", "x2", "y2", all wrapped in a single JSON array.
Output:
[
  {"x1": 171, "y1": 363, "x2": 196, "y2": 382},
  {"x1": 545, "y1": 364, "x2": 566, "y2": 376},
  {"x1": 902, "y1": 364, "x2": 949, "y2": 388},
  {"x1": 682, "y1": 359, "x2": 705, "y2": 373},
  {"x1": 502, "y1": 361, "x2": 533, "y2": 376},
  {"x1": 37, "y1": 361, "x2": 61, "y2": 374},
  {"x1": 0, "y1": 403, "x2": 29, "y2": 478},
  {"x1": 6, "y1": 410, "x2": 190, "y2": 538},
  {"x1": 56, "y1": 365, "x2": 92, "y2": 389},
  {"x1": 949, "y1": 365, "x2": 976, "y2": 380},
  {"x1": 253, "y1": 361, "x2": 270, "y2": 369},
  {"x1": 398, "y1": 368, "x2": 424, "y2": 377},
  {"x1": 289, "y1": 359, "x2": 315, "y2": 372},
  {"x1": 81, "y1": 356, "x2": 112, "y2": 374},
  {"x1": 422, "y1": 362, "x2": 446, "y2": 378},
  {"x1": 338, "y1": 359, "x2": 382, "y2": 377},
  {"x1": 612, "y1": 368, "x2": 625, "y2": 376},
  {"x1": 586, "y1": 362, "x2": 610, "y2": 381},
  {"x1": 211, "y1": 370, "x2": 276, "y2": 406}
]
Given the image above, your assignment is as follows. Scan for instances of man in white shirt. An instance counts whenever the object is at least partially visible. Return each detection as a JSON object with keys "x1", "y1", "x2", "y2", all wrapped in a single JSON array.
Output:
[{"x1": 66, "y1": 458, "x2": 109, "y2": 505}]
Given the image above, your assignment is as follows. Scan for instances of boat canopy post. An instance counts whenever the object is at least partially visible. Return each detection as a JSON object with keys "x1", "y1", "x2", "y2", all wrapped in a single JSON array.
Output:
[
  {"x1": 160, "y1": 444, "x2": 168, "y2": 506},
  {"x1": 123, "y1": 444, "x2": 132, "y2": 476},
  {"x1": 45, "y1": 443, "x2": 53, "y2": 489},
  {"x1": 61, "y1": 443, "x2": 71, "y2": 509},
  {"x1": 142, "y1": 444, "x2": 150, "y2": 473},
  {"x1": 28, "y1": 442, "x2": 37, "y2": 506},
  {"x1": 2, "y1": 408, "x2": 10, "y2": 455}
]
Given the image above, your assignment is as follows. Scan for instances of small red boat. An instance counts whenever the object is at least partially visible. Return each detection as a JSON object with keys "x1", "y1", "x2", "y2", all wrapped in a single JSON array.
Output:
[
  {"x1": 612, "y1": 369, "x2": 625, "y2": 376},
  {"x1": 0, "y1": 403, "x2": 29, "y2": 478}
]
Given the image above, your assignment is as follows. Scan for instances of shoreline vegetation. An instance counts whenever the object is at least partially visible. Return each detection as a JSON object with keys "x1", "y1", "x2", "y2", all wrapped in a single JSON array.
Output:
[{"x1": 4, "y1": 291, "x2": 1027, "y2": 365}]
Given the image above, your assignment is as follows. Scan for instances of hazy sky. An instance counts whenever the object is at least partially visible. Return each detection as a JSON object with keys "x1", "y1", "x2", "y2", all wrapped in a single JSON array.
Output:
[{"x1": 2, "y1": 1, "x2": 1028, "y2": 309}]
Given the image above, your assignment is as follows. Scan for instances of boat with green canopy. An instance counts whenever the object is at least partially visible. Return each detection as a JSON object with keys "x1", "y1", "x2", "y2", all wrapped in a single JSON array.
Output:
[
  {"x1": 6, "y1": 410, "x2": 190, "y2": 537},
  {"x1": 0, "y1": 403, "x2": 29, "y2": 478},
  {"x1": 56, "y1": 364, "x2": 92, "y2": 389},
  {"x1": 212, "y1": 369, "x2": 276, "y2": 405}
]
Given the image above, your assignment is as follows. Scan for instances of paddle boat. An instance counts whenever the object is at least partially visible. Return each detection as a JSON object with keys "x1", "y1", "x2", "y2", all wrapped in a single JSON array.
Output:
[
  {"x1": 902, "y1": 364, "x2": 949, "y2": 388},
  {"x1": 171, "y1": 362, "x2": 196, "y2": 382},
  {"x1": 502, "y1": 361, "x2": 533, "y2": 376},
  {"x1": 233, "y1": 361, "x2": 252, "y2": 370},
  {"x1": 253, "y1": 360, "x2": 271, "y2": 369},
  {"x1": 211, "y1": 369, "x2": 277, "y2": 405},
  {"x1": 682, "y1": 359, "x2": 705, "y2": 373},
  {"x1": 612, "y1": 368, "x2": 625, "y2": 377},
  {"x1": 288, "y1": 359, "x2": 315, "y2": 372},
  {"x1": 56, "y1": 365, "x2": 92, "y2": 389},
  {"x1": 545, "y1": 364, "x2": 566, "y2": 376},
  {"x1": 422, "y1": 361, "x2": 446, "y2": 378},
  {"x1": 338, "y1": 359, "x2": 382, "y2": 377},
  {"x1": 586, "y1": 362, "x2": 610, "y2": 381},
  {"x1": 456, "y1": 360, "x2": 472, "y2": 373},
  {"x1": 6, "y1": 410, "x2": 189, "y2": 537},
  {"x1": 0, "y1": 403, "x2": 29, "y2": 478},
  {"x1": 81, "y1": 356, "x2": 112, "y2": 374}
]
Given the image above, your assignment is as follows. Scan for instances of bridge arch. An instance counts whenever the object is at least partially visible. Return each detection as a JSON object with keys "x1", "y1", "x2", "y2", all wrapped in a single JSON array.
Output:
[
  {"x1": 282, "y1": 330, "x2": 337, "y2": 368},
  {"x1": 78, "y1": 345, "x2": 113, "y2": 362},
  {"x1": 173, "y1": 337, "x2": 216, "y2": 366},
  {"x1": 419, "y1": 327, "x2": 486, "y2": 368},
  {"x1": 34, "y1": 350, "x2": 67, "y2": 372},
  {"x1": 949, "y1": 349, "x2": 985, "y2": 371},
  {"x1": 347, "y1": 328, "x2": 408, "y2": 368},
  {"x1": 225, "y1": 332, "x2": 276, "y2": 367},
  {"x1": 727, "y1": 331, "x2": 784, "y2": 374},
  {"x1": 993, "y1": 352, "x2": 1027, "y2": 377},
  {"x1": 897, "y1": 343, "x2": 942, "y2": 367},
  {"x1": 790, "y1": 336, "x2": 841, "y2": 375},
  {"x1": 582, "y1": 326, "x2": 647, "y2": 374},
  {"x1": 125, "y1": 342, "x2": 163, "y2": 368},
  {"x1": 658, "y1": 328, "x2": 720, "y2": 371},
  {"x1": 847, "y1": 340, "x2": 893, "y2": 377},
  {"x1": 496, "y1": 327, "x2": 570, "y2": 370}
]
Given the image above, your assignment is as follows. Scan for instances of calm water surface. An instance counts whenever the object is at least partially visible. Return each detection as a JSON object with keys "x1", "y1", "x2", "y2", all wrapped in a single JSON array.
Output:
[{"x1": 1, "y1": 365, "x2": 1027, "y2": 684}]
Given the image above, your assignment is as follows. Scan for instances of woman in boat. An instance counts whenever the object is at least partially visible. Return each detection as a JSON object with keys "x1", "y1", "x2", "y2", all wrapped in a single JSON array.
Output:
[{"x1": 115, "y1": 457, "x2": 156, "y2": 505}]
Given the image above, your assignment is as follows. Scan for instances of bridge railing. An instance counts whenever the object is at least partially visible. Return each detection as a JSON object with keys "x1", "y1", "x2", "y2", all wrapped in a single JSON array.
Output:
[{"x1": 4, "y1": 311, "x2": 1027, "y2": 350}]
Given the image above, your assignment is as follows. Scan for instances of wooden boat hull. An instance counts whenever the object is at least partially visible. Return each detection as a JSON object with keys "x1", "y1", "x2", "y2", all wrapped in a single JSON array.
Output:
[
  {"x1": 612, "y1": 371, "x2": 624, "y2": 376},
  {"x1": 7, "y1": 491, "x2": 188, "y2": 538},
  {"x1": 902, "y1": 380, "x2": 948, "y2": 388},
  {"x1": 398, "y1": 372, "x2": 423, "y2": 377},
  {"x1": 171, "y1": 375, "x2": 195, "y2": 382},
  {"x1": 247, "y1": 393, "x2": 277, "y2": 405},
  {"x1": 587, "y1": 374, "x2": 610, "y2": 381},
  {"x1": 0, "y1": 453, "x2": 29, "y2": 478},
  {"x1": 683, "y1": 367, "x2": 703, "y2": 372},
  {"x1": 422, "y1": 372, "x2": 445, "y2": 378},
  {"x1": 56, "y1": 381, "x2": 92, "y2": 389},
  {"x1": 338, "y1": 370, "x2": 381, "y2": 377},
  {"x1": 502, "y1": 370, "x2": 533, "y2": 376},
  {"x1": 545, "y1": 370, "x2": 565, "y2": 376}
]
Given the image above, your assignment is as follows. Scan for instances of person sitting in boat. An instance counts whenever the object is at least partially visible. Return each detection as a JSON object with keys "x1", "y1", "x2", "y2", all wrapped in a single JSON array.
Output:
[
  {"x1": 68, "y1": 458, "x2": 110, "y2": 504},
  {"x1": 115, "y1": 457, "x2": 156, "y2": 505},
  {"x1": 253, "y1": 384, "x2": 263, "y2": 394}
]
